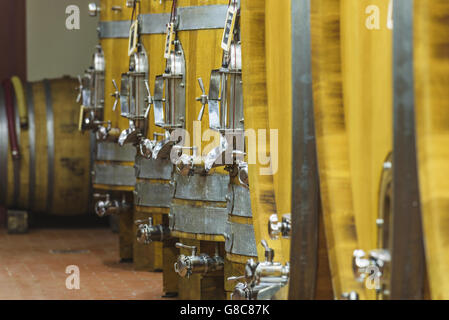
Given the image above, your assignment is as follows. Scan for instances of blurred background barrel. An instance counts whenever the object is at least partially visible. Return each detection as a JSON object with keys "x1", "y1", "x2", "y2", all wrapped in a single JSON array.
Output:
[
  {"x1": 415, "y1": 0, "x2": 449, "y2": 300},
  {"x1": 0, "y1": 76, "x2": 91, "y2": 216}
]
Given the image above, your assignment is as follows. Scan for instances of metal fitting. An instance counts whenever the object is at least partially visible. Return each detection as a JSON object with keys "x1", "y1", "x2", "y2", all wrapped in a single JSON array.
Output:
[
  {"x1": 135, "y1": 217, "x2": 171, "y2": 244},
  {"x1": 93, "y1": 194, "x2": 130, "y2": 217},
  {"x1": 268, "y1": 213, "x2": 291, "y2": 239},
  {"x1": 88, "y1": 3, "x2": 100, "y2": 16},
  {"x1": 174, "y1": 243, "x2": 224, "y2": 278},
  {"x1": 341, "y1": 291, "x2": 360, "y2": 300},
  {"x1": 228, "y1": 240, "x2": 290, "y2": 300}
]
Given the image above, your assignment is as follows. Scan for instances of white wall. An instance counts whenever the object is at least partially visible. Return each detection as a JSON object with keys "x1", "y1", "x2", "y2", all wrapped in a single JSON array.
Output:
[{"x1": 26, "y1": 0, "x2": 100, "y2": 81}]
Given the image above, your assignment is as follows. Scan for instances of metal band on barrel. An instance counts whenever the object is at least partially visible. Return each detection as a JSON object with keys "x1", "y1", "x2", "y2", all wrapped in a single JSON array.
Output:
[
  {"x1": 391, "y1": 0, "x2": 426, "y2": 299},
  {"x1": 289, "y1": 0, "x2": 320, "y2": 300},
  {"x1": 0, "y1": 87, "x2": 7, "y2": 206},
  {"x1": 225, "y1": 221, "x2": 257, "y2": 257},
  {"x1": 93, "y1": 163, "x2": 136, "y2": 186},
  {"x1": 174, "y1": 173, "x2": 229, "y2": 202},
  {"x1": 134, "y1": 155, "x2": 172, "y2": 180},
  {"x1": 134, "y1": 182, "x2": 174, "y2": 208},
  {"x1": 169, "y1": 203, "x2": 228, "y2": 236},
  {"x1": 44, "y1": 80, "x2": 54, "y2": 214},
  {"x1": 99, "y1": 5, "x2": 228, "y2": 39},
  {"x1": 27, "y1": 83, "x2": 36, "y2": 210},
  {"x1": 12, "y1": 82, "x2": 21, "y2": 207},
  {"x1": 96, "y1": 141, "x2": 136, "y2": 162}
]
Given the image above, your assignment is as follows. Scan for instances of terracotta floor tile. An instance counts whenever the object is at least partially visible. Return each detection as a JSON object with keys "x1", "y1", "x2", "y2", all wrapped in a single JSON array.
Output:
[{"x1": 0, "y1": 228, "x2": 173, "y2": 300}]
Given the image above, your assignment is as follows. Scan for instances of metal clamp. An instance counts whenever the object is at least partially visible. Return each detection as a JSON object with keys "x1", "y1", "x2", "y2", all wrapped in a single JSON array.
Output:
[{"x1": 174, "y1": 242, "x2": 224, "y2": 278}]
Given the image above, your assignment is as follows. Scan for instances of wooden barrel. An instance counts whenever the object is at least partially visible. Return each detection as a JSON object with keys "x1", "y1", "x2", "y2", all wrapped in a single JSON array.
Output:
[
  {"x1": 0, "y1": 77, "x2": 91, "y2": 216},
  {"x1": 223, "y1": 178, "x2": 257, "y2": 299},
  {"x1": 414, "y1": 0, "x2": 449, "y2": 300},
  {"x1": 310, "y1": 0, "x2": 394, "y2": 299},
  {"x1": 133, "y1": 155, "x2": 178, "y2": 295},
  {"x1": 140, "y1": 0, "x2": 230, "y2": 300},
  {"x1": 90, "y1": 0, "x2": 138, "y2": 262},
  {"x1": 170, "y1": 172, "x2": 228, "y2": 300},
  {"x1": 240, "y1": 0, "x2": 334, "y2": 300},
  {"x1": 128, "y1": 1, "x2": 179, "y2": 295}
]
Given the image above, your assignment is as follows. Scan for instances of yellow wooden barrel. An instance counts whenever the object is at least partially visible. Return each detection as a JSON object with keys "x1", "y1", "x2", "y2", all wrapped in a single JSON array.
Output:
[
  {"x1": 239, "y1": 0, "x2": 334, "y2": 301},
  {"x1": 170, "y1": 172, "x2": 228, "y2": 300},
  {"x1": 0, "y1": 77, "x2": 91, "y2": 216},
  {"x1": 128, "y1": 1, "x2": 179, "y2": 295},
  {"x1": 224, "y1": 178, "x2": 257, "y2": 299},
  {"x1": 139, "y1": 0, "x2": 230, "y2": 300},
  {"x1": 414, "y1": 0, "x2": 449, "y2": 300},
  {"x1": 133, "y1": 155, "x2": 178, "y2": 296},
  {"x1": 90, "y1": 0, "x2": 137, "y2": 262},
  {"x1": 238, "y1": 0, "x2": 292, "y2": 300},
  {"x1": 310, "y1": 0, "x2": 393, "y2": 299}
]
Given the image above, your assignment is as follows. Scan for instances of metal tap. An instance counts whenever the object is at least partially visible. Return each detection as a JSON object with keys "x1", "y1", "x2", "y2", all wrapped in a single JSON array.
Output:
[
  {"x1": 174, "y1": 243, "x2": 224, "y2": 278},
  {"x1": 93, "y1": 194, "x2": 130, "y2": 217},
  {"x1": 228, "y1": 240, "x2": 290, "y2": 300},
  {"x1": 135, "y1": 217, "x2": 171, "y2": 244},
  {"x1": 88, "y1": 3, "x2": 100, "y2": 16},
  {"x1": 268, "y1": 213, "x2": 291, "y2": 239}
]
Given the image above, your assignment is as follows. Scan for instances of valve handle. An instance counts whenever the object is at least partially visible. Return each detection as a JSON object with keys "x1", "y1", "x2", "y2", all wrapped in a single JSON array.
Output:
[
  {"x1": 135, "y1": 217, "x2": 152, "y2": 226},
  {"x1": 175, "y1": 242, "x2": 197, "y2": 256},
  {"x1": 196, "y1": 78, "x2": 207, "y2": 121},
  {"x1": 144, "y1": 80, "x2": 152, "y2": 118},
  {"x1": 93, "y1": 193, "x2": 109, "y2": 201},
  {"x1": 76, "y1": 75, "x2": 83, "y2": 103},
  {"x1": 198, "y1": 77, "x2": 206, "y2": 95},
  {"x1": 261, "y1": 240, "x2": 275, "y2": 262},
  {"x1": 227, "y1": 275, "x2": 245, "y2": 281},
  {"x1": 111, "y1": 79, "x2": 120, "y2": 112}
]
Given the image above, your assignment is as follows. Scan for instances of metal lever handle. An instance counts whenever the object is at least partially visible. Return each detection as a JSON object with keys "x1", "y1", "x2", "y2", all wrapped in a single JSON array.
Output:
[
  {"x1": 76, "y1": 75, "x2": 83, "y2": 103},
  {"x1": 144, "y1": 80, "x2": 152, "y2": 118},
  {"x1": 227, "y1": 275, "x2": 245, "y2": 282},
  {"x1": 175, "y1": 242, "x2": 197, "y2": 256},
  {"x1": 111, "y1": 6, "x2": 122, "y2": 12},
  {"x1": 93, "y1": 193, "x2": 109, "y2": 200},
  {"x1": 134, "y1": 217, "x2": 153, "y2": 226},
  {"x1": 111, "y1": 79, "x2": 120, "y2": 111},
  {"x1": 196, "y1": 78, "x2": 208, "y2": 121},
  {"x1": 261, "y1": 240, "x2": 274, "y2": 263},
  {"x1": 198, "y1": 77, "x2": 206, "y2": 95}
]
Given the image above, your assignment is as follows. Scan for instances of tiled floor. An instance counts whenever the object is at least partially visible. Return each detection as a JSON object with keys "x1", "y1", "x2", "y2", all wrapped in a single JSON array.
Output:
[{"x1": 0, "y1": 228, "x2": 170, "y2": 300}]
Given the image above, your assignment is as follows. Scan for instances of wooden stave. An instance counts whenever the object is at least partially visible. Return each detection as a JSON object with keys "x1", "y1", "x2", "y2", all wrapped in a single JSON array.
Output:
[{"x1": 1, "y1": 77, "x2": 91, "y2": 216}]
